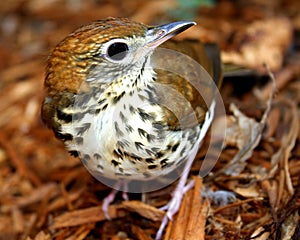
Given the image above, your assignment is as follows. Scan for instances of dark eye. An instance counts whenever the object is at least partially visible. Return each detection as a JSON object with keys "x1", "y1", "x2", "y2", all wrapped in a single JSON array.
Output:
[{"x1": 106, "y1": 42, "x2": 129, "y2": 61}]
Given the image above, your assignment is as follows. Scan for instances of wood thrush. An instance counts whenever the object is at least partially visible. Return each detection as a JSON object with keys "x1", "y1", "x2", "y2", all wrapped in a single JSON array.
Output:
[{"x1": 42, "y1": 17, "x2": 222, "y2": 239}]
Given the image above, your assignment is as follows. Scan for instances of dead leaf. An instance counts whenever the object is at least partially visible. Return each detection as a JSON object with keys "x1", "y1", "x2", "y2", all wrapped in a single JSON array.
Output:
[
  {"x1": 222, "y1": 18, "x2": 293, "y2": 71},
  {"x1": 221, "y1": 102, "x2": 267, "y2": 176},
  {"x1": 234, "y1": 185, "x2": 260, "y2": 198},
  {"x1": 217, "y1": 68, "x2": 275, "y2": 176}
]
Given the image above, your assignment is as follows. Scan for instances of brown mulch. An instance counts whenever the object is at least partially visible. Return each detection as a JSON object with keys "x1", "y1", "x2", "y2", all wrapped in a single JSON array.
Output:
[{"x1": 0, "y1": 0, "x2": 299, "y2": 239}]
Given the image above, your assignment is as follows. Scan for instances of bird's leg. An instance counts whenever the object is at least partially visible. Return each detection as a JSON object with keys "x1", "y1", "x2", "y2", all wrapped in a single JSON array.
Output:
[
  {"x1": 102, "y1": 180, "x2": 129, "y2": 219},
  {"x1": 155, "y1": 144, "x2": 199, "y2": 240},
  {"x1": 102, "y1": 181, "x2": 120, "y2": 219},
  {"x1": 121, "y1": 180, "x2": 129, "y2": 200}
]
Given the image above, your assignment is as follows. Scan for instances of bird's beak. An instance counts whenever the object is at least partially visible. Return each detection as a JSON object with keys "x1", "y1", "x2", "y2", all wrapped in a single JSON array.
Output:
[{"x1": 145, "y1": 21, "x2": 196, "y2": 48}]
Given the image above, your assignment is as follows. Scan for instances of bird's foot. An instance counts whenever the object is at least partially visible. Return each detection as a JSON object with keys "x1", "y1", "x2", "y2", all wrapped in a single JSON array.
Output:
[
  {"x1": 102, "y1": 188, "x2": 118, "y2": 220},
  {"x1": 155, "y1": 179, "x2": 195, "y2": 240},
  {"x1": 158, "y1": 180, "x2": 194, "y2": 211},
  {"x1": 102, "y1": 181, "x2": 129, "y2": 219}
]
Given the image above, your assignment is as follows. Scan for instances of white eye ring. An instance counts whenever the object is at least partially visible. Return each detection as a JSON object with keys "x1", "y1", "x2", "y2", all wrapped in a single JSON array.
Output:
[{"x1": 102, "y1": 39, "x2": 130, "y2": 63}]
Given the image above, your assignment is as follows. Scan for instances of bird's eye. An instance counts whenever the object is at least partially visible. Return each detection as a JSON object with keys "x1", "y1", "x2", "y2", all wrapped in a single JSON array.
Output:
[{"x1": 106, "y1": 42, "x2": 129, "y2": 61}]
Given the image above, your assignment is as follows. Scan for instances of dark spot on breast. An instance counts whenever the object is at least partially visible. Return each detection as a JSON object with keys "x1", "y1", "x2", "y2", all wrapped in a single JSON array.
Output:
[
  {"x1": 147, "y1": 134, "x2": 155, "y2": 142},
  {"x1": 113, "y1": 149, "x2": 123, "y2": 159},
  {"x1": 137, "y1": 108, "x2": 153, "y2": 121},
  {"x1": 180, "y1": 147, "x2": 186, "y2": 157},
  {"x1": 69, "y1": 150, "x2": 79, "y2": 157},
  {"x1": 126, "y1": 125, "x2": 134, "y2": 133},
  {"x1": 119, "y1": 167, "x2": 124, "y2": 173},
  {"x1": 131, "y1": 153, "x2": 142, "y2": 161},
  {"x1": 129, "y1": 105, "x2": 135, "y2": 113},
  {"x1": 55, "y1": 132, "x2": 73, "y2": 141},
  {"x1": 119, "y1": 111, "x2": 127, "y2": 123},
  {"x1": 117, "y1": 140, "x2": 129, "y2": 148},
  {"x1": 172, "y1": 143, "x2": 180, "y2": 152},
  {"x1": 76, "y1": 123, "x2": 91, "y2": 135},
  {"x1": 124, "y1": 173, "x2": 132, "y2": 176},
  {"x1": 83, "y1": 154, "x2": 90, "y2": 162},
  {"x1": 151, "y1": 147, "x2": 160, "y2": 153},
  {"x1": 117, "y1": 148, "x2": 123, "y2": 156},
  {"x1": 160, "y1": 158, "x2": 169, "y2": 168},
  {"x1": 148, "y1": 164, "x2": 157, "y2": 169},
  {"x1": 102, "y1": 103, "x2": 108, "y2": 111},
  {"x1": 160, "y1": 158, "x2": 168, "y2": 165},
  {"x1": 145, "y1": 149, "x2": 154, "y2": 156},
  {"x1": 114, "y1": 122, "x2": 124, "y2": 137},
  {"x1": 112, "y1": 91, "x2": 125, "y2": 104},
  {"x1": 72, "y1": 112, "x2": 85, "y2": 121},
  {"x1": 94, "y1": 153, "x2": 102, "y2": 160},
  {"x1": 111, "y1": 159, "x2": 119, "y2": 166},
  {"x1": 138, "y1": 128, "x2": 148, "y2": 138},
  {"x1": 156, "y1": 151, "x2": 165, "y2": 158},
  {"x1": 74, "y1": 137, "x2": 84, "y2": 145},
  {"x1": 135, "y1": 141, "x2": 144, "y2": 150},
  {"x1": 145, "y1": 158, "x2": 154, "y2": 163},
  {"x1": 97, "y1": 164, "x2": 103, "y2": 170},
  {"x1": 98, "y1": 99, "x2": 106, "y2": 105},
  {"x1": 147, "y1": 84, "x2": 155, "y2": 91},
  {"x1": 57, "y1": 108, "x2": 72, "y2": 123},
  {"x1": 93, "y1": 108, "x2": 101, "y2": 114}
]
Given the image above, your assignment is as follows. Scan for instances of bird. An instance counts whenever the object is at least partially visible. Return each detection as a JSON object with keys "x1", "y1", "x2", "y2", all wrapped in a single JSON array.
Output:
[{"x1": 41, "y1": 17, "x2": 222, "y2": 239}]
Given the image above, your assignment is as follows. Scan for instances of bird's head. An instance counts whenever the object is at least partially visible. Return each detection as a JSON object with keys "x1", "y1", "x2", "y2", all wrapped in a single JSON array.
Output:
[{"x1": 44, "y1": 17, "x2": 195, "y2": 96}]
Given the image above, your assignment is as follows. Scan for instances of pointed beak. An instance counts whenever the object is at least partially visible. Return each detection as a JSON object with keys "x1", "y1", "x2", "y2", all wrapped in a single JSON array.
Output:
[{"x1": 145, "y1": 21, "x2": 196, "y2": 48}]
